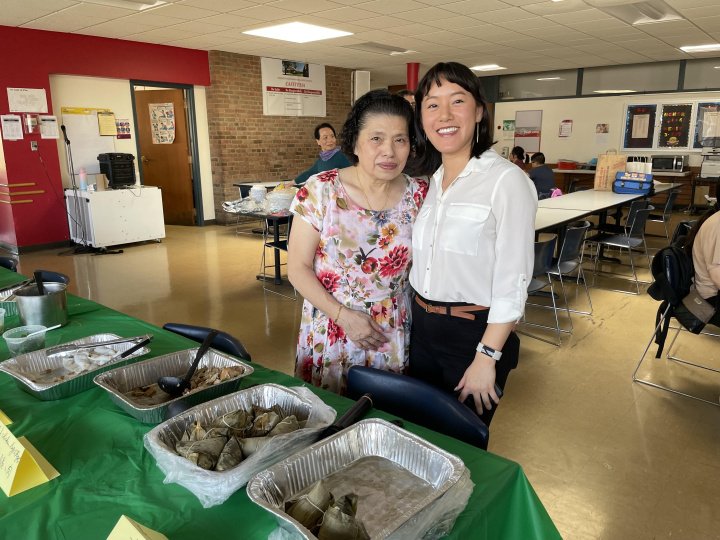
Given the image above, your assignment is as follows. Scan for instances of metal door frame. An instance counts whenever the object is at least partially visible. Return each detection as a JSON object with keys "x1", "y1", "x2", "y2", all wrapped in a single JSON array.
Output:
[{"x1": 130, "y1": 80, "x2": 205, "y2": 226}]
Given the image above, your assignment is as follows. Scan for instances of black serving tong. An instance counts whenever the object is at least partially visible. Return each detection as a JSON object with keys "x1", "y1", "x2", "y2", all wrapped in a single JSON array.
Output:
[{"x1": 320, "y1": 393, "x2": 375, "y2": 440}]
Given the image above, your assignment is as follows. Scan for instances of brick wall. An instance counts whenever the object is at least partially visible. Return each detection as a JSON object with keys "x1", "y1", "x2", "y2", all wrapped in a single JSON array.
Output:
[{"x1": 206, "y1": 51, "x2": 353, "y2": 224}]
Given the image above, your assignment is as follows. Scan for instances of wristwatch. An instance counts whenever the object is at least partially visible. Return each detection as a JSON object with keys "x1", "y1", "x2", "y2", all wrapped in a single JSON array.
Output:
[{"x1": 477, "y1": 342, "x2": 502, "y2": 361}]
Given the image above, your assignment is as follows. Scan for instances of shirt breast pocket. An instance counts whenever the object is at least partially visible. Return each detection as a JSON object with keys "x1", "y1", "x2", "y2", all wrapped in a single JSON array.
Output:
[
  {"x1": 412, "y1": 204, "x2": 433, "y2": 250},
  {"x1": 439, "y1": 203, "x2": 491, "y2": 256}
]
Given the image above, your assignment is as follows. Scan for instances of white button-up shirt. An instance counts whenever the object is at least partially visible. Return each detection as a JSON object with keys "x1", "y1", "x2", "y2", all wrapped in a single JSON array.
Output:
[{"x1": 409, "y1": 148, "x2": 538, "y2": 324}]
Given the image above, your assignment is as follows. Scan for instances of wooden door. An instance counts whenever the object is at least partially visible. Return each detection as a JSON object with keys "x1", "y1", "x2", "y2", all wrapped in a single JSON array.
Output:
[{"x1": 134, "y1": 89, "x2": 195, "y2": 225}]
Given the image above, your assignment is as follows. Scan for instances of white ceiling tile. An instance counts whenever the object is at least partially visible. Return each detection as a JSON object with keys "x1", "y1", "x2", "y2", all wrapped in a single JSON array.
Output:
[
  {"x1": 266, "y1": 0, "x2": 342, "y2": 13},
  {"x1": 121, "y1": 12, "x2": 188, "y2": 28},
  {"x1": 169, "y1": 21, "x2": 234, "y2": 33},
  {"x1": 674, "y1": 4, "x2": 720, "y2": 17},
  {"x1": 194, "y1": 14, "x2": 267, "y2": 28},
  {"x1": 4, "y1": 0, "x2": 78, "y2": 11},
  {"x1": 230, "y1": 5, "x2": 300, "y2": 20},
  {"x1": 494, "y1": 17, "x2": 559, "y2": 31},
  {"x1": 312, "y1": 7, "x2": 378, "y2": 21},
  {"x1": 0, "y1": 7, "x2": 52, "y2": 26},
  {"x1": 128, "y1": 27, "x2": 203, "y2": 40},
  {"x1": 61, "y1": 3, "x2": 137, "y2": 19},
  {"x1": 666, "y1": 0, "x2": 720, "y2": 8},
  {"x1": 477, "y1": 7, "x2": 539, "y2": 23},
  {"x1": 144, "y1": 4, "x2": 221, "y2": 20},
  {"x1": 425, "y1": 15, "x2": 491, "y2": 30},
  {"x1": 442, "y1": 0, "x2": 510, "y2": 16},
  {"x1": 353, "y1": 16, "x2": 412, "y2": 29},
  {"x1": 167, "y1": 35, "x2": 237, "y2": 47},
  {"x1": 523, "y1": 0, "x2": 591, "y2": 17},
  {"x1": 21, "y1": 12, "x2": 106, "y2": 32},
  {"x1": 178, "y1": 0, "x2": 258, "y2": 12},
  {"x1": 693, "y1": 15, "x2": 720, "y2": 33},
  {"x1": 79, "y1": 20, "x2": 158, "y2": 38},
  {"x1": 354, "y1": 0, "x2": 428, "y2": 16},
  {"x1": 546, "y1": 8, "x2": 614, "y2": 24},
  {"x1": 397, "y1": 6, "x2": 461, "y2": 22},
  {"x1": 392, "y1": 23, "x2": 437, "y2": 36}
]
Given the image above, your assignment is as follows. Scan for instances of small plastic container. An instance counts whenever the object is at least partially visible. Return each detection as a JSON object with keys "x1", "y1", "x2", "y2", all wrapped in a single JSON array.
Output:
[
  {"x1": 79, "y1": 168, "x2": 88, "y2": 191},
  {"x1": 3, "y1": 325, "x2": 47, "y2": 357}
]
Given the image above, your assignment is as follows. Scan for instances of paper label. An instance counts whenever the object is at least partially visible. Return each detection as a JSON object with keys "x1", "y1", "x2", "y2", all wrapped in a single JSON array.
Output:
[
  {"x1": 107, "y1": 515, "x2": 169, "y2": 540},
  {"x1": 0, "y1": 424, "x2": 59, "y2": 497},
  {"x1": 0, "y1": 411, "x2": 11, "y2": 425}
]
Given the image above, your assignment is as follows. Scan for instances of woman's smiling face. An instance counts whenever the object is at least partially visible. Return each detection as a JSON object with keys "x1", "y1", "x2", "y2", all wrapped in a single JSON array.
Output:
[{"x1": 421, "y1": 77, "x2": 482, "y2": 160}]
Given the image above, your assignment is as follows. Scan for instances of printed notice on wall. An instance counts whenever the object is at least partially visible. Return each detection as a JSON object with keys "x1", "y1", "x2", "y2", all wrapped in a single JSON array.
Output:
[
  {"x1": 115, "y1": 118, "x2": 131, "y2": 140},
  {"x1": 1, "y1": 115, "x2": 23, "y2": 140},
  {"x1": 261, "y1": 57, "x2": 326, "y2": 117},
  {"x1": 149, "y1": 104, "x2": 175, "y2": 144},
  {"x1": 514, "y1": 110, "x2": 542, "y2": 153},
  {"x1": 7, "y1": 88, "x2": 48, "y2": 113},
  {"x1": 559, "y1": 119, "x2": 573, "y2": 138}
]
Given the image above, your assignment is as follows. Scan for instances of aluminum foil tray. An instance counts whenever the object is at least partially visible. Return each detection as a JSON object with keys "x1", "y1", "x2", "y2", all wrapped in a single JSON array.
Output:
[
  {"x1": 0, "y1": 281, "x2": 27, "y2": 316},
  {"x1": 94, "y1": 348, "x2": 253, "y2": 424},
  {"x1": 0, "y1": 333, "x2": 151, "y2": 401},
  {"x1": 247, "y1": 418, "x2": 465, "y2": 540},
  {"x1": 143, "y1": 383, "x2": 337, "y2": 508}
]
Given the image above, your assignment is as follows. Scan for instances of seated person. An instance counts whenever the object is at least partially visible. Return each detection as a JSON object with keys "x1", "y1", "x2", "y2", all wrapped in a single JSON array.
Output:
[
  {"x1": 687, "y1": 207, "x2": 720, "y2": 325},
  {"x1": 528, "y1": 153, "x2": 556, "y2": 198},
  {"x1": 510, "y1": 146, "x2": 525, "y2": 170},
  {"x1": 294, "y1": 123, "x2": 352, "y2": 185}
]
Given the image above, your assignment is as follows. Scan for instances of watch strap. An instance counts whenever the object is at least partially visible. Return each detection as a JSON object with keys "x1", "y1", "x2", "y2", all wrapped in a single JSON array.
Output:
[{"x1": 477, "y1": 342, "x2": 502, "y2": 361}]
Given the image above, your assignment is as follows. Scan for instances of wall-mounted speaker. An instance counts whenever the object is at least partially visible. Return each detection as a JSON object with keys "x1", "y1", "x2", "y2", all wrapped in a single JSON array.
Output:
[{"x1": 351, "y1": 71, "x2": 371, "y2": 104}]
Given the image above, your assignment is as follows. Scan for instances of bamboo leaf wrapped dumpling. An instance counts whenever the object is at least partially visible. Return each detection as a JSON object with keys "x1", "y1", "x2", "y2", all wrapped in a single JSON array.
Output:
[
  {"x1": 317, "y1": 493, "x2": 370, "y2": 540},
  {"x1": 237, "y1": 436, "x2": 273, "y2": 459},
  {"x1": 176, "y1": 436, "x2": 227, "y2": 470},
  {"x1": 211, "y1": 409, "x2": 253, "y2": 438},
  {"x1": 267, "y1": 415, "x2": 300, "y2": 437},
  {"x1": 251, "y1": 411, "x2": 282, "y2": 437},
  {"x1": 285, "y1": 479, "x2": 333, "y2": 530},
  {"x1": 216, "y1": 436, "x2": 243, "y2": 471}
]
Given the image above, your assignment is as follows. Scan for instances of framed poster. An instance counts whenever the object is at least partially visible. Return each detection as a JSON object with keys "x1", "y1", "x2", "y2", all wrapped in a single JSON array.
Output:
[
  {"x1": 261, "y1": 57, "x2": 326, "y2": 117},
  {"x1": 623, "y1": 104, "x2": 656, "y2": 149},
  {"x1": 658, "y1": 103, "x2": 692, "y2": 148},
  {"x1": 514, "y1": 110, "x2": 542, "y2": 153},
  {"x1": 694, "y1": 102, "x2": 720, "y2": 148}
]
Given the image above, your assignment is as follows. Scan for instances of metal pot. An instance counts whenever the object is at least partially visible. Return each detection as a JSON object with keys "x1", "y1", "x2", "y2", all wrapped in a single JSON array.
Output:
[{"x1": 15, "y1": 282, "x2": 69, "y2": 327}]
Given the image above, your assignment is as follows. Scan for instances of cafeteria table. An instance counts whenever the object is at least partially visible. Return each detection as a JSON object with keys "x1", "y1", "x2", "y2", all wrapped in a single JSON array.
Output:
[{"x1": 0, "y1": 269, "x2": 560, "y2": 540}]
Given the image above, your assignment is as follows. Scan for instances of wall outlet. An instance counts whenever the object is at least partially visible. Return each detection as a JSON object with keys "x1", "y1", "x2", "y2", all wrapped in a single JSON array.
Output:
[{"x1": 31, "y1": 141, "x2": 38, "y2": 151}]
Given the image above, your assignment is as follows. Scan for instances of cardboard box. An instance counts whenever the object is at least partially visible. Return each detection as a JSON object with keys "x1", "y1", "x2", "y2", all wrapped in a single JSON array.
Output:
[{"x1": 694, "y1": 186, "x2": 710, "y2": 205}]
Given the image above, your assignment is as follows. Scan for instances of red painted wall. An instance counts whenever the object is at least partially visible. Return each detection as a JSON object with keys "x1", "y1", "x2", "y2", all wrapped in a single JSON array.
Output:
[{"x1": 0, "y1": 26, "x2": 210, "y2": 249}]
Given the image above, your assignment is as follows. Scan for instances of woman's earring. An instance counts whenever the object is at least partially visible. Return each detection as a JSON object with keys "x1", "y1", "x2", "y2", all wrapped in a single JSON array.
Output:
[{"x1": 475, "y1": 122, "x2": 479, "y2": 144}]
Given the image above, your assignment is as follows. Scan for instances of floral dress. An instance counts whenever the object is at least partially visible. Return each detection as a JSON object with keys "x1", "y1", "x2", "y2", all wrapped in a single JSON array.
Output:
[{"x1": 290, "y1": 169, "x2": 429, "y2": 395}]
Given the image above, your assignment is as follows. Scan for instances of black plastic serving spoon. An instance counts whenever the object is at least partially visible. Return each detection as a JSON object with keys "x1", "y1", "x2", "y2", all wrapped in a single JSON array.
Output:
[
  {"x1": 157, "y1": 329, "x2": 219, "y2": 397},
  {"x1": 34, "y1": 270, "x2": 45, "y2": 296}
]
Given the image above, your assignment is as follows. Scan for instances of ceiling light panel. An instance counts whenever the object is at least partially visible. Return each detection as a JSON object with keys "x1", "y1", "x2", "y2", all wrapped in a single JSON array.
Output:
[{"x1": 243, "y1": 22, "x2": 353, "y2": 43}]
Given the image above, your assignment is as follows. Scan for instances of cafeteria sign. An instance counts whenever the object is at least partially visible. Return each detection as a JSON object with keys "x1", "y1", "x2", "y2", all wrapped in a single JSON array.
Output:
[
  {"x1": 0, "y1": 422, "x2": 59, "y2": 497},
  {"x1": 261, "y1": 57, "x2": 326, "y2": 117}
]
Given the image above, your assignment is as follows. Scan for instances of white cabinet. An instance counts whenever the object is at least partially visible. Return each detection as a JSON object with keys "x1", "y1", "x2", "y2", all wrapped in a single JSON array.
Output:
[{"x1": 65, "y1": 187, "x2": 166, "y2": 248}]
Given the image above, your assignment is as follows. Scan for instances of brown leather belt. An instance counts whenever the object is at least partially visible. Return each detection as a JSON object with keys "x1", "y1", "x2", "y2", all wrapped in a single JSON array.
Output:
[{"x1": 414, "y1": 295, "x2": 489, "y2": 321}]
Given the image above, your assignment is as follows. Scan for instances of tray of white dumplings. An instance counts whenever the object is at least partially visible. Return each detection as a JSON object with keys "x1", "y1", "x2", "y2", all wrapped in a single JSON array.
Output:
[{"x1": 0, "y1": 333, "x2": 151, "y2": 400}]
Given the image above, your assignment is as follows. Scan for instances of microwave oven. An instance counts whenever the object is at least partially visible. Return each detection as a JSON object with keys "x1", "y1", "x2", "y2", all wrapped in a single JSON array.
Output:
[{"x1": 651, "y1": 155, "x2": 686, "y2": 172}]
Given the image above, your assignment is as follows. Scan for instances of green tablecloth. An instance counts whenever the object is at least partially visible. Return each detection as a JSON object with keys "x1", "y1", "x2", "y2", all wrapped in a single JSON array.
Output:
[{"x1": 0, "y1": 270, "x2": 560, "y2": 540}]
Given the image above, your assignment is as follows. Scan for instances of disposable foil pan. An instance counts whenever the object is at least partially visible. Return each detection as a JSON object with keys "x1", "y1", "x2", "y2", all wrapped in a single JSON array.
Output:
[
  {"x1": 0, "y1": 333, "x2": 151, "y2": 401},
  {"x1": 94, "y1": 348, "x2": 253, "y2": 424},
  {"x1": 143, "y1": 383, "x2": 337, "y2": 508},
  {"x1": 247, "y1": 418, "x2": 466, "y2": 540},
  {"x1": 0, "y1": 281, "x2": 27, "y2": 316}
]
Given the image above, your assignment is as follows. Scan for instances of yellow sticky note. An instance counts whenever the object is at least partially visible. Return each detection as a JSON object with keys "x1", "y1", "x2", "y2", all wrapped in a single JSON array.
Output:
[
  {"x1": 0, "y1": 424, "x2": 60, "y2": 497},
  {"x1": 0, "y1": 410, "x2": 11, "y2": 425},
  {"x1": 107, "y1": 515, "x2": 169, "y2": 540}
]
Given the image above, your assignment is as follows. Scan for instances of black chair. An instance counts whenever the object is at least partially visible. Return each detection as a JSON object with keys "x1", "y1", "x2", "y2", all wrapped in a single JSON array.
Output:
[
  {"x1": 346, "y1": 366, "x2": 489, "y2": 450},
  {"x1": 0, "y1": 257, "x2": 17, "y2": 272},
  {"x1": 518, "y1": 236, "x2": 563, "y2": 346},
  {"x1": 648, "y1": 190, "x2": 679, "y2": 239},
  {"x1": 596, "y1": 200, "x2": 648, "y2": 235},
  {"x1": 568, "y1": 178, "x2": 579, "y2": 193},
  {"x1": 37, "y1": 270, "x2": 70, "y2": 284},
  {"x1": 162, "y1": 323, "x2": 251, "y2": 361},
  {"x1": 585, "y1": 208, "x2": 653, "y2": 295},
  {"x1": 549, "y1": 221, "x2": 593, "y2": 321}
]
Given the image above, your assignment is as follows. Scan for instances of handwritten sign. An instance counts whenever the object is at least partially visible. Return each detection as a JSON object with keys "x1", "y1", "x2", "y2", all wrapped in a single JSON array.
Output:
[
  {"x1": 0, "y1": 410, "x2": 11, "y2": 425},
  {"x1": 107, "y1": 516, "x2": 169, "y2": 540},
  {"x1": 0, "y1": 423, "x2": 59, "y2": 497}
]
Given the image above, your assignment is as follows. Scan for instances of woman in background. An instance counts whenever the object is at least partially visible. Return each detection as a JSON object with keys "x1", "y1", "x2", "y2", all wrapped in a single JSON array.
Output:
[
  {"x1": 409, "y1": 62, "x2": 537, "y2": 426},
  {"x1": 288, "y1": 90, "x2": 427, "y2": 395},
  {"x1": 686, "y1": 206, "x2": 720, "y2": 325},
  {"x1": 294, "y1": 123, "x2": 352, "y2": 185},
  {"x1": 510, "y1": 146, "x2": 526, "y2": 170}
]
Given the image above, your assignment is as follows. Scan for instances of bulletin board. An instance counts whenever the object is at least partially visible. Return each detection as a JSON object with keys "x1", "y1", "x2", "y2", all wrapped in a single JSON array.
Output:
[
  {"x1": 694, "y1": 102, "x2": 720, "y2": 148},
  {"x1": 61, "y1": 107, "x2": 115, "y2": 175},
  {"x1": 623, "y1": 104, "x2": 656, "y2": 149},
  {"x1": 658, "y1": 103, "x2": 692, "y2": 148}
]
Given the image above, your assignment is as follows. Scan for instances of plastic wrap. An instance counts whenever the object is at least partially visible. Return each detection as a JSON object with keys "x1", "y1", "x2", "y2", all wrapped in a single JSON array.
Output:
[
  {"x1": 266, "y1": 188, "x2": 298, "y2": 213},
  {"x1": 143, "y1": 384, "x2": 336, "y2": 508},
  {"x1": 249, "y1": 419, "x2": 473, "y2": 540},
  {"x1": 222, "y1": 197, "x2": 268, "y2": 214}
]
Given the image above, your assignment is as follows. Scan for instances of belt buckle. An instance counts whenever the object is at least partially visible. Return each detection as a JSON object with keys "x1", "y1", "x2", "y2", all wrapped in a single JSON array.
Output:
[{"x1": 425, "y1": 301, "x2": 431, "y2": 313}]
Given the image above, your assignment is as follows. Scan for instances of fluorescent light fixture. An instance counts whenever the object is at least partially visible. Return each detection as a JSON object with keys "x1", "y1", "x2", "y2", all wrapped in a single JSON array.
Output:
[
  {"x1": 593, "y1": 89, "x2": 637, "y2": 94},
  {"x1": 82, "y1": 0, "x2": 165, "y2": 9},
  {"x1": 470, "y1": 64, "x2": 507, "y2": 72},
  {"x1": 536, "y1": 77, "x2": 563, "y2": 81},
  {"x1": 551, "y1": 0, "x2": 566, "y2": 2},
  {"x1": 243, "y1": 22, "x2": 352, "y2": 43},
  {"x1": 680, "y1": 43, "x2": 720, "y2": 53}
]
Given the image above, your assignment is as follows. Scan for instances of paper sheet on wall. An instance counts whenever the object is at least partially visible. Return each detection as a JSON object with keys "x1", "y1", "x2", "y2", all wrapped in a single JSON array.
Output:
[
  {"x1": 149, "y1": 103, "x2": 175, "y2": 144},
  {"x1": 7, "y1": 88, "x2": 48, "y2": 113},
  {"x1": 702, "y1": 111, "x2": 720, "y2": 138},
  {"x1": 61, "y1": 110, "x2": 115, "y2": 174},
  {"x1": 1, "y1": 115, "x2": 23, "y2": 140},
  {"x1": 39, "y1": 116, "x2": 60, "y2": 139},
  {"x1": 97, "y1": 112, "x2": 117, "y2": 136},
  {"x1": 631, "y1": 114, "x2": 649, "y2": 139}
]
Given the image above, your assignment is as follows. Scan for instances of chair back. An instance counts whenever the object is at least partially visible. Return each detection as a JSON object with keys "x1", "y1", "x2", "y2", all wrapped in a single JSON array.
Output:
[
  {"x1": 559, "y1": 221, "x2": 591, "y2": 263},
  {"x1": 627, "y1": 208, "x2": 652, "y2": 238},
  {"x1": 671, "y1": 220, "x2": 695, "y2": 246},
  {"x1": 626, "y1": 200, "x2": 649, "y2": 228},
  {"x1": 568, "y1": 178, "x2": 579, "y2": 193},
  {"x1": 0, "y1": 257, "x2": 17, "y2": 272},
  {"x1": 533, "y1": 236, "x2": 557, "y2": 277},
  {"x1": 663, "y1": 190, "x2": 680, "y2": 215},
  {"x1": 162, "y1": 323, "x2": 251, "y2": 361},
  {"x1": 37, "y1": 270, "x2": 70, "y2": 284},
  {"x1": 346, "y1": 366, "x2": 489, "y2": 450}
]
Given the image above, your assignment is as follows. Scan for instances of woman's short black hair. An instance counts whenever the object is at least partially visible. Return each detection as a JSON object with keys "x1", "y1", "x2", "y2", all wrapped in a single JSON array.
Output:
[
  {"x1": 412, "y1": 62, "x2": 494, "y2": 176},
  {"x1": 512, "y1": 146, "x2": 525, "y2": 160},
  {"x1": 314, "y1": 122, "x2": 336, "y2": 140},
  {"x1": 340, "y1": 89, "x2": 415, "y2": 164}
]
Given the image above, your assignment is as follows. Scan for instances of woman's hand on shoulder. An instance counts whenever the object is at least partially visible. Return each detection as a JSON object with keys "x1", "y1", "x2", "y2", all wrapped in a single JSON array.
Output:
[
  {"x1": 338, "y1": 308, "x2": 389, "y2": 351},
  {"x1": 455, "y1": 352, "x2": 500, "y2": 413}
]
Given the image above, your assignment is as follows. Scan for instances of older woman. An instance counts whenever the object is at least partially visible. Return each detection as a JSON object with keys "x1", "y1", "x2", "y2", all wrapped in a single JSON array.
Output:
[
  {"x1": 409, "y1": 62, "x2": 537, "y2": 426},
  {"x1": 294, "y1": 123, "x2": 352, "y2": 185},
  {"x1": 288, "y1": 90, "x2": 428, "y2": 394}
]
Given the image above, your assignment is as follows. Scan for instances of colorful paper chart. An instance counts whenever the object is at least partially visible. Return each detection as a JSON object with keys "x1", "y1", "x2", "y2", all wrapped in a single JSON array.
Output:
[
  {"x1": 107, "y1": 515, "x2": 169, "y2": 540},
  {"x1": 0, "y1": 423, "x2": 59, "y2": 497}
]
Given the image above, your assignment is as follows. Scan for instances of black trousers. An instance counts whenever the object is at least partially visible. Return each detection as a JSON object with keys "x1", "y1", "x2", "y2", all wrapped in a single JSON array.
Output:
[{"x1": 409, "y1": 298, "x2": 520, "y2": 427}]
